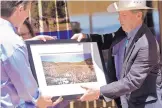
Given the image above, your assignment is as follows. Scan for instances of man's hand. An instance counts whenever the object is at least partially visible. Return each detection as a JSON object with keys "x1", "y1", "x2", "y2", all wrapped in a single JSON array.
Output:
[
  {"x1": 71, "y1": 33, "x2": 86, "y2": 42},
  {"x1": 27, "y1": 35, "x2": 57, "y2": 42},
  {"x1": 36, "y1": 96, "x2": 63, "y2": 108},
  {"x1": 80, "y1": 85, "x2": 100, "y2": 102}
]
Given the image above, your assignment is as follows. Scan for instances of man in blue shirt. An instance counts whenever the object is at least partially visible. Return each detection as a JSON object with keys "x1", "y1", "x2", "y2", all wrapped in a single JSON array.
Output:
[{"x1": 0, "y1": 1, "x2": 63, "y2": 108}]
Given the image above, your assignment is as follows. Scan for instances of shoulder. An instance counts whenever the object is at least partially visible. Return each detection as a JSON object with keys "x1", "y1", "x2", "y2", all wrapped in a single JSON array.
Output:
[
  {"x1": 135, "y1": 27, "x2": 160, "y2": 58},
  {"x1": 0, "y1": 25, "x2": 25, "y2": 61},
  {"x1": 137, "y1": 27, "x2": 157, "y2": 48}
]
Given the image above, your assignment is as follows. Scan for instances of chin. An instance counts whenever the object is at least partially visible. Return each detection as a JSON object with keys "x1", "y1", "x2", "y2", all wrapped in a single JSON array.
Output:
[{"x1": 121, "y1": 27, "x2": 127, "y2": 32}]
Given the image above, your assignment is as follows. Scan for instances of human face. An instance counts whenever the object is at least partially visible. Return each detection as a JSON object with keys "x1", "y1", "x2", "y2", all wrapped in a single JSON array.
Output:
[
  {"x1": 118, "y1": 10, "x2": 142, "y2": 32},
  {"x1": 18, "y1": 24, "x2": 32, "y2": 40}
]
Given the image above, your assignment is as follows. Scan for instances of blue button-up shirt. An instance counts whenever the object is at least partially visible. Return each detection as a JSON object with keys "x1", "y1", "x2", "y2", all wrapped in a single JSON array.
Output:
[
  {"x1": 0, "y1": 18, "x2": 39, "y2": 108},
  {"x1": 113, "y1": 25, "x2": 142, "y2": 80},
  {"x1": 112, "y1": 37, "x2": 127, "y2": 79},
  {"x1": 0, "y1": 18, "x2": 69, "y2": 108}
]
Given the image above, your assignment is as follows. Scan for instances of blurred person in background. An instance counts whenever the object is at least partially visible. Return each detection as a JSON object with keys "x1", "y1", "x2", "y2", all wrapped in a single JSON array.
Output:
[{"x1": 18, "y1": 19, "x2": 35, "y2": 39}]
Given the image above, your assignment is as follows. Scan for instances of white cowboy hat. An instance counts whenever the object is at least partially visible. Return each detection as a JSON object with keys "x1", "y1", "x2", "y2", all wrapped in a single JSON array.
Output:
[{"x1": 107, "y1": 0, "x2": 154, "y2": 13}]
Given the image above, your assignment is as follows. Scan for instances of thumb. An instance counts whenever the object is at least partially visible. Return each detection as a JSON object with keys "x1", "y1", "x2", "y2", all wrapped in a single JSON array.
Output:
[
  {"x1": 43, "y1": 36, "x2": 55, "y2": 40},
  {"x1": 71, "y1": 34, "x2": 77, "y2": 39},
  {"x1": 52, "y1": 96, "x2": 63, "y2": 106},
  {"x1": 81, "y1": 85, "x2": 89, "y2": 90},
  {"x1": 77, "y1": 35, "x2": 83, "y2": 42}
]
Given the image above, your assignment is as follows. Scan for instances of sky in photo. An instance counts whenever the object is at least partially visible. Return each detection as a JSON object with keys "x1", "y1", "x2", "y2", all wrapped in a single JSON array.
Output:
[{"x1": 41, "y1": 53, "x2": 92, "y2": 63}]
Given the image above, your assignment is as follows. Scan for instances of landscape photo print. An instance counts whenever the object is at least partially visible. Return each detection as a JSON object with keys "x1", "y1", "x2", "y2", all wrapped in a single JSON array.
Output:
[{"x1": 41, "y1": 53, "x2": 97, "y2": 86}]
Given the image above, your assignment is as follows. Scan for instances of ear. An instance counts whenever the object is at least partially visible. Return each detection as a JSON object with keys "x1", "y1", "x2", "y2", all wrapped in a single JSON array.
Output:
[
  {"x1": 18, "y1": 5, "x2": 24, "y2": 11},
  {"x1": 17, "y1": 4, "x2": 24, "y2": 12},
  {"x1": 137, "y1": 11, "x2": 142, "y2": 20},
  {"x1": 16, "y1": 5, "x2": 24, "y2": 17}
]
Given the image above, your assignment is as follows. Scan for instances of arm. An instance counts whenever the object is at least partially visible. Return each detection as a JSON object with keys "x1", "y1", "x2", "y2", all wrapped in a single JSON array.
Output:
[
  {"x1": 3, "y1": 46, "x2": 63, "y2": 107},
  {"x1": 25, "y1": 35, "x2": 56, "y2": 41},
  {"x1": 88, "y1": 33, "x2": 113, "y2": 50},
  {"x1": 71, "y1": 27, "x2": 126, "y2": 50},
  {"x1": 101, "y1": 45, "x2": 158, "y2": 99},
  {"x1": 3, "y1": 46, "x2": 39, "y2": 103},
  {"x1": 89, "y1": 27, "x2": 126, "y2": 50}
]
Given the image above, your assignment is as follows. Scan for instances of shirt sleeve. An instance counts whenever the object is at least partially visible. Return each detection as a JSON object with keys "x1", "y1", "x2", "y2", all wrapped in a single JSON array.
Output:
[
  {"x1": 2, "y1": 46, "x2": 40, "y2": 104},
  {"x1": 100, "y1": 45, "x2": 159, "y2": 99}
]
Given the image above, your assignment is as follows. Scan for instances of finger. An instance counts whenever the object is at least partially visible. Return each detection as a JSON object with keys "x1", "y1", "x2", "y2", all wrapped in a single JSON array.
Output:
[
  {"x1": 81, "y1": 85, "x2": 89, "y2": 90},
  {"x1": 43, "y1": 36, "x2": 54, "y2": 40},
  {"x1": 71, "y1": 34, "x2": 77, "y2": 39},
  {"x1": 77, "y1": 98, "x2": 80, "y2": 101},
  {"x1": 53, "y1": 36, "x2": 57, "y2": 40},
  {"x1": 52, "y1": 96, "x2": 63, "y2": 106},
  {"x1": 44, "y1": 99, "x2": 53, "y2": 107},
  {"x1": 40, "y1": 36, "x2": 46, "y2": 42},
  {"x1": 80, "y1": 95, "x2": 96, "y2": 102},
  {"x1": 79, "y1": 94, "x2": 87, "y2": 102},
  {"x1": 45, "y1": 96, "x2": 53, "y2": 100},
  {"x1": 77, "y1": 35, "x2": 82, "y2": 42},
  {"x1": 37, "y1": 96, "x2": 53, "y2": 108}
]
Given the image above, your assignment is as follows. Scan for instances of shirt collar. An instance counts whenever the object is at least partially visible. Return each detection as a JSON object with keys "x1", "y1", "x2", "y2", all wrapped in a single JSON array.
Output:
[
  {"x1": 127, "y1": 24, "x2": 142, "y2": 40},
  {"x1": 0, "y1": 18, "x2": 17, "y2": 33}
]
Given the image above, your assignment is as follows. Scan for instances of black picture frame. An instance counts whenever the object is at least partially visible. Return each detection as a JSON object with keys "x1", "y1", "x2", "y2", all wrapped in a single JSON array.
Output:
[{"x1": 25, "y1": 39, "x2": 107, "y2": 100}]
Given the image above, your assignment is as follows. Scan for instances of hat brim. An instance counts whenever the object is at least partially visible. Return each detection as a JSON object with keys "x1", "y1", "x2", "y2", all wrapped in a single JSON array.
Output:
[{"x1": 107, "y1": 2, "x2": 154, "y2": 13}]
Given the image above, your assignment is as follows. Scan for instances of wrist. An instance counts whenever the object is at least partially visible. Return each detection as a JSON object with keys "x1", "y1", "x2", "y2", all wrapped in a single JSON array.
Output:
[
  {"x1": 96, "y1": 87, "x2": 101, "y2": 99},
  {"x1": 99, "y1": 87, "x2": 104, "y2": 100},
  {"x1": 33, "y1": 89, "x2": 42, "y2": 106},
  {"x1": 86, "y1": 34, "x2": 90, "y2": 39}
]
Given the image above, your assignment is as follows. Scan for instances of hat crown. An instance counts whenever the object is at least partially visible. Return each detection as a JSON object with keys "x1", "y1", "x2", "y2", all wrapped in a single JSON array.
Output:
[
  {"x1": 107, "y1": 0, "x2": 152, "y2": 12},
  {"x1": 118, "y1": 0, "x2": 146, "y2": 9}
]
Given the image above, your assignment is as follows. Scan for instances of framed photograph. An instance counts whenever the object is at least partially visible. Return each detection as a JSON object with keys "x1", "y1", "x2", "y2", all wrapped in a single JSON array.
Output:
[{"x1": 26, "y1": 40, "x2": 107, "y2": 100}]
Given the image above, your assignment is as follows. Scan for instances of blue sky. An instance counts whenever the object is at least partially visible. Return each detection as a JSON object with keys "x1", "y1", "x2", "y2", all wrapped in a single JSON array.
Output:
[
  {"x1": 69, "y1": 10, "x2": 159, "y2": 34},
  {"x1": 70, "y1": 12, "x2": 120, "y2": 34},
  {"x1": 37, "y1": 10, "x2": 160, "y2": 40},
  {"x1": 41, "y1": 53, "x2": 92, "y2": 63}
]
